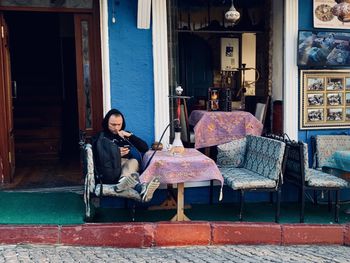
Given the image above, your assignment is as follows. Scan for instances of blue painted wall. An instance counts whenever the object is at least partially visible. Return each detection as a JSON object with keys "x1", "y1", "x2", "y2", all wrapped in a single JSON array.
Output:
[
  {"x1": 298, "y1": 0, "x2": 350, "y2": 147},
  {"x1": 108, "y1": 0, "x2": 155, "y2": 146}
]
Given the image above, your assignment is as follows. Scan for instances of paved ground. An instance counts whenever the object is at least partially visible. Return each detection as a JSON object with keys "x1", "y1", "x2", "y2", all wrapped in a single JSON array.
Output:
[{"x1": 0, "y1": 244, "x2": 349, "y2": 263}]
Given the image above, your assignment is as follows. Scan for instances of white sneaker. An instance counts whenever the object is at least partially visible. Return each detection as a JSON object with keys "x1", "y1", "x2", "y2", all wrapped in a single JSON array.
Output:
[
  {"x1": 141, "y1": 176, "x2": 160, "y2": 203},
  {"x1": 115, "y1": 174, "x2": 138, "y2": 192}
]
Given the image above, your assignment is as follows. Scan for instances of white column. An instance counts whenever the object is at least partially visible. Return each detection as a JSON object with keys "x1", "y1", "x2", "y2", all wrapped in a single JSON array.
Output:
[
  {"x1": 152, "y1": 0, "x2": 170, "y2": 144},
  {"x1": 137, "y1": 0, "x2": 152, "y2": 29},
  {"x1": 100, "y1": 0, "x2": 111, "y2": 115},
  {"x1": 284, "y1": 0, "x2": 299, "y2": 140},
  {"x1": 271, "y1": 0, "x2": 283, "y2": 101}
]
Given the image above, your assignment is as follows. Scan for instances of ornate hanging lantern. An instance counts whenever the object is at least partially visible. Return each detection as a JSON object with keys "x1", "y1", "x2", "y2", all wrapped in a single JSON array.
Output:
[{"x1": 225, "y1": 0, "x2": 240, "y2": 25}]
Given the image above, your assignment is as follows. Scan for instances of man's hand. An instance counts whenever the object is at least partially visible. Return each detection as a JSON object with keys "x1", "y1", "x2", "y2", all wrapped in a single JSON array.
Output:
[
  {"x1": 119, "y1": 146, "x2": 130, "y2": 157},
  {"x1": 118, "y1": 130, "x2": 132, "y2": 138}
]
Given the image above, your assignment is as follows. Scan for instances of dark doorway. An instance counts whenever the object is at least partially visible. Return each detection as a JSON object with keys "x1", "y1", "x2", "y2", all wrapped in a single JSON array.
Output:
[{"x1": 4, "y1": 12, "x2": 81, "y2": 189}]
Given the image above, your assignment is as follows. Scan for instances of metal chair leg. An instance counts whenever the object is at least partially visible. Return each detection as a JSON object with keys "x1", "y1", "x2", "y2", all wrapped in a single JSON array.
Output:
[
  {"x1": 239, "y1": 190, "x2": 244, "y2": 221},
  {"x1": 335, "y1": 190, "x2": 339, "y2": 223},
  {"x1": 313, "y1": 190, "x2": 318, "y2": 205},
  {"x1": 130, "y1": 201, "x2": 136, "y2": 222},
  {"x1": 275, "y1": 189, "x2": 281, "y2": 223},
  {"x1": 300, "y1": 187, "x2": 305, "y2": 223}
]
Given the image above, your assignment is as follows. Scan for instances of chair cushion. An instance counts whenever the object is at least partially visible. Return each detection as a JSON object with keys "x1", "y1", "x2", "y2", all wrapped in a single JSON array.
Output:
[
  {"x1": 307, "y1": 169, "x2": 349, "y2": 188},
  {"x1": 94, "y1": 184, "x2": 141, "y2": 200},
  {"x1": 244, "y1": 135, "x2": 286, "y2": 180},
  {"x1": 220, "y1": 167, "x2": 277, "y2": 190},
  {"x1": 216, "y1": 138, "x2": 246, "y2": 167}
]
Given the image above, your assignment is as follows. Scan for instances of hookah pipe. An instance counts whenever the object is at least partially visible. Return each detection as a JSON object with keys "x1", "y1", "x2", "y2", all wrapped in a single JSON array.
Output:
[
  {"x1": 235, "y1": 64, "x2": 260, "y2": 104},
  {"x1": 237, "y1": 63, "x2": 247, "y2": 98}
]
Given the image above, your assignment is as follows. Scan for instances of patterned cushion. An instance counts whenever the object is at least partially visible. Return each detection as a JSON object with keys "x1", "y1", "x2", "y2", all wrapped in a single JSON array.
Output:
[
  {"x1": 307, "y1": 169, "x2": 349, "y2": 188},
  {"x1": 216, "y1": 138, "x2": 246, "y2": 167},
  {"x1": 243, "y1": 135, "x2": 286, "y2": 180},
  {"x1": 315, "y1": 135, "x2": 350, "y2": 169},
  {"x1": 220, "y1": 167, "x2": 277, "y2": 190}
]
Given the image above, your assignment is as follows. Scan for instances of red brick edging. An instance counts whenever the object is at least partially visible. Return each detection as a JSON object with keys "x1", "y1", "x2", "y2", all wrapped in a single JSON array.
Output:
[{"x1": 0, "y1": 222, "x2": 349, "y2": 247}]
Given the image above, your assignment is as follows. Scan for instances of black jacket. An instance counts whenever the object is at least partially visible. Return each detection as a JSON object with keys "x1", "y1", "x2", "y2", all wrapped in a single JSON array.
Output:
[{"x1": 92, "y1": 109, "x2": 149, "y2": 183}]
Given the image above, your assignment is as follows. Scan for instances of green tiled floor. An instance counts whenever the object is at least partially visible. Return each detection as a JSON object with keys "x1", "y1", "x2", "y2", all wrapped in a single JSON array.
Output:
[{"x1": 0, "y1": 191, "x2": 349, "y2": 224}]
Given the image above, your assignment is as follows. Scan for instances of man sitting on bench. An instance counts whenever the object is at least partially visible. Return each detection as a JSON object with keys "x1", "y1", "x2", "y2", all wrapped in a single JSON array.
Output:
[{"x1": 93, "y1": 109, "x2": 160, "y2": 202}]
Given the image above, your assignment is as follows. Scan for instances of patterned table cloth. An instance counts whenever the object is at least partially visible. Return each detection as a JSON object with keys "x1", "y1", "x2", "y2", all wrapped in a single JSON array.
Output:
[
  {"x1": 188, "y1": 110, "x2": 263, "y2": 149},
  {"x1": 333, "y1": 151, "x2": 350, "y2": 172},
  {"x1": 140, "y1": 148, "x2": 224, "y2": 200}
]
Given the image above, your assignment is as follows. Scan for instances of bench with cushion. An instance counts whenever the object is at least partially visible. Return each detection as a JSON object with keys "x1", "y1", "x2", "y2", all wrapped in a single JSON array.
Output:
[
  {"x1": 82, "y1": 143, "x2": 141, "y2": 221},
  {"x1": 283, "y1": 139, "x2": 348, "y2": 223},
  {"x1": 217, "y1": 135, "x2": 287, "y2": 222}
]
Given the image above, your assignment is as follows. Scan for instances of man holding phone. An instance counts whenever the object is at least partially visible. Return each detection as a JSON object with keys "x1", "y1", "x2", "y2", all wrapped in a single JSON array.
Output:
[{"x1": 93, "y1": 109, "x2": 160, "y2": 202}]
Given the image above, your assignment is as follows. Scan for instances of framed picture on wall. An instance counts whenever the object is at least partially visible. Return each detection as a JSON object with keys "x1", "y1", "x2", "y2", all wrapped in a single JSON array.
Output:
[
  {"x1": 313, "y1": 0, "x2": 350, "y2": 29},
  {"x1": 297, "y1": 30, "x2": 350, "y2": 67},
  {"x1": 300, "y1": 69, "x2": 350, "y2": 129},
  {"x1": 221, "y1": 38, "x2": 239, "y2": 71}
]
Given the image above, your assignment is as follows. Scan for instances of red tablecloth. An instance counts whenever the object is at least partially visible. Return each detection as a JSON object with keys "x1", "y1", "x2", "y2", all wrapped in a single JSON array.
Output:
[
  {"x1": 189, "y1": 110, "x2": 263, "y2": 148},
  {"x1": 140, "y1": 148, "x2": 223, "y2": 200}
]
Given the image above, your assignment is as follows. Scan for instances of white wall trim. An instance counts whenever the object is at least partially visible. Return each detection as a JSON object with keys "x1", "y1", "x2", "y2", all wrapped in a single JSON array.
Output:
[
  {"x1": 100, "y1": 0, "x2": 111, "y2": 115},
  {"x1": 152, "y1": 0, "x2": 170, "y2": 144},
  {"x1": 284, "y1": 0, "x2": 298, "y2": 140}
]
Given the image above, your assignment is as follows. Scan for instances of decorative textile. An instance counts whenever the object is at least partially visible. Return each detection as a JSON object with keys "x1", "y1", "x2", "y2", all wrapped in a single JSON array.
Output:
[
  {"x1": 140, "y1": 149, "x2": 224, "y2": 200},
  {"x1": 216, "y1": 138, "x2": 247, "y2": 168},
  {"x1": 307, "y1": 169, "x2": 349, "y2": 188},
  {"x1": 188, "y1": 110, "x2": 263, "y2": 149},
  {"x1": 93, "y1": 184, "x2": 141, "y2": 199},
  {"x1": 315, "y1": 135, "x2": 350, "y2": 169},
  {"x1": 243, "y1": 135, "x2": 286, "y2": 181},
  {"x1": 220, "y1": 167, "x2": 277, "y2": 190},
  {"x1": 333, "y1": 151, "x2": 350, "y2": 172}
]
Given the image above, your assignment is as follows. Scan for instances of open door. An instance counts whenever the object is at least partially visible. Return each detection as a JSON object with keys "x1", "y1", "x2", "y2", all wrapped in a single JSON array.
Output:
[
  {"x1": 0, "y1": 12, "x2": 15, "y2": 183},
  {"x1": 74, "y1": 13, "x2": 103, "y2": 139},
  {"x1": 0, "y1": 3, "x2": 103, "y2": 188}
]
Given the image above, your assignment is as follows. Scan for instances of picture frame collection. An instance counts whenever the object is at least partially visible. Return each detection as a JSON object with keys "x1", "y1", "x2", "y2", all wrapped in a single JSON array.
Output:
[
  {"x1": 300, "y1": 70, "x2": 350, "y2": 129},
  {"x1": 298, "y1": 0, "x2": 350, "y2": 130}
]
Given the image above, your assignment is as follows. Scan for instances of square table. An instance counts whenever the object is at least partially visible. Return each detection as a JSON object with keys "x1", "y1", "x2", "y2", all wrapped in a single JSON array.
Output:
[
  {"x1": 188, "y1": 110, "x2": 263, "y2": 149},
  {"x1": 322, "y1": 150, "x2": 350, "y2": 179},
  {"x1": 333, "y1": 151, "x2": 350, "y2": 173},
  {"x1": 140, "y1": 148, "x2": 223, "y2": 221}
]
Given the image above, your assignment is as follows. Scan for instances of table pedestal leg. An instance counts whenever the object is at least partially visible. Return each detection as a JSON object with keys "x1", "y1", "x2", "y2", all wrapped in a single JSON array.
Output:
[
  {"x1": 204, "y1": 147, "x2": 210, "y2": 157},
  {"x1": 171, "y1": 182, "x2": 190, "y2": 221}
]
